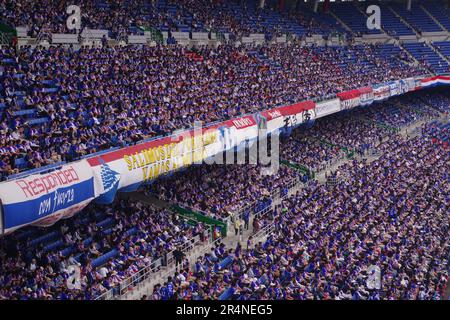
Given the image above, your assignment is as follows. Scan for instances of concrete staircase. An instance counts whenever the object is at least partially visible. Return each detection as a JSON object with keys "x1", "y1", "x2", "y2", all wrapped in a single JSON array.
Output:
[{"x1": 121, "y1": 235, "x2": 216, "y2": 300}]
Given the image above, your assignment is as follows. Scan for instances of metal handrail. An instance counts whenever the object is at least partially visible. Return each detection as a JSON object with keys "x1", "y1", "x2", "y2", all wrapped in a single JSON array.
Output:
[
  {"x1": 118, "y1": 257, "x2": 163, "y2": 296},
  {"x1": 94, "y1": 234, "x2": 203, "y2": 300},
  {"x1": 251, "y1": 223, "x2": 275, "y2": 243},
  {"x1": 147, "y1": 236, "x2": 223, "y2": 301}
]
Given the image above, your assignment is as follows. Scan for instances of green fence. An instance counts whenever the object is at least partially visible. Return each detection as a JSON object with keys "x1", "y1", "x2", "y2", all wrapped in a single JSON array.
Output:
[
  {"x1": 0, "y1": 21, "x2": 16, "y2": 45},
  {"x1": 172, "y1": 205, "x2": 227, "y2": 237},
  {"x1": 138, "y1": 26, "x2": 163, "y2": 44},
  {"x1": 376, "y1": 121, "x2": 400, "y2": 133},
  {"x1": 281, "y1": 160, "x2": 315, "y2": 179},
  {"x1": 319, "y1": 139, "x2": 356, "y2": 159}
]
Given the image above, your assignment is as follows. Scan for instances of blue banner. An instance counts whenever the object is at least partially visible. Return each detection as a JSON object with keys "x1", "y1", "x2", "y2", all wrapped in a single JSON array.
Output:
[{"x1": 0, "y1": 161, "x2": 96, "y2": 234}]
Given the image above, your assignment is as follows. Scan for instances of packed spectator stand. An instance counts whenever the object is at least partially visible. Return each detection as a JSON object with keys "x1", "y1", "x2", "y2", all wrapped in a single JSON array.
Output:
[
  {"x1": 0, "y1": 199, "x2": 209, "y2": 299},
  {"x1": 0, "y1": 84, "x2": 448, "y2": 300},
  {"x1": 0, "y1": 0, "x2": 449, "y2": 302},
  {"x1": 0, "y1": 42, "x2": 429, "y2": 179},
  {"x1": 1, "y1": 0, "x2": 450, "y2": 37},
  {"x1": 147, "y1": 163, "x2": 300, "y2": 220},
  {"x1": 150, "y1": 119, "x2": 449, "y2": 301}
]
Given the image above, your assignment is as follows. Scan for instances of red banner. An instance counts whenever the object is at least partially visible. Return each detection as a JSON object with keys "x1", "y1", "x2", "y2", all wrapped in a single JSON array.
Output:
[
  {"x1": 224, "y1": 115, "x2": 257, "y2": 129},
  {"x1": 337, "y1": 89, "x2": 361, "y2": 100},
  {"x1": 261, "y1": 101, "x2": 315, "y2": 121},
  {"x1": 357, "y1": 86, "x2": 373, "y2": 95}
]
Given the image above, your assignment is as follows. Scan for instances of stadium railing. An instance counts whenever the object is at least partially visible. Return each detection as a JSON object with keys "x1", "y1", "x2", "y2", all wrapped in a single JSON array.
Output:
[
  {"x1": 95, "y1": 234, "x2": 206, "y2": 300},
  {"x1": 251, "y1": 223, "x2": 276, "y2": 244},
  {"x1": 172, "y1": 204, "x2": 228, "y2": 236},
  {"x1": 146, "y1": 236, "x2": 225, "y2": 301}
]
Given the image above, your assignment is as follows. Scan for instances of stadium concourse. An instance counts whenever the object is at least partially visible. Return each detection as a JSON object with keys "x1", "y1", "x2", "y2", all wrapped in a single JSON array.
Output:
[{"x1": 0, "y1": 0, "x2": 449, "y2": 302}]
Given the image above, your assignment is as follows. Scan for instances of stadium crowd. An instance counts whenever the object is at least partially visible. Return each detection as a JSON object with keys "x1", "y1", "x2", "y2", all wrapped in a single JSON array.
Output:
[
  {"x1": 148, "y1": 93, "x2": 446, "y2": 221},
  {"x1": 0, "y1": 0, "x2": 342, "y2": 38},
  {"x1": 148, "y1": 163, "x2": 300, "y2": 220},
  {"x1": 0, "y1": 200, "x2": 207, "y2": 299},
  {"x1": 0, "y1": 0, "x2": 176, "y2": 37},
  {"x1": 416, "y1": 90, "x2": 450, "y2": 114},
  {"x1": 0, "y1": 90, "x2": 447, "y2": 300},
  {"x1": 281, "y1": 92, "x2": 441, "y2": 172},
  {"x1": 361, "y1": 98, "x2": 441, "y2": 129},
  {"x1": 280, "y1": 131, "x2": 347, "y2": 173},
  {"x1": 0, "y1": 42, "x2": 429, "y2": 179},
  {"x1": 151, "y1": 127, "x2": 449, "y2": 300},
  {"x1": 0, "y1": 0, "x2": 448, "y2": 303}
]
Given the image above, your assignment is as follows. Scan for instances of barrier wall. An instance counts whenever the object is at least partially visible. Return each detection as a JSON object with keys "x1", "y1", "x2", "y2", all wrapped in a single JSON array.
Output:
[
  {"x1": 337, "y1": 89, "x2": 361, "y2": 110},
  {"x1": 419, "y1": 75, "x2": 450, "y2": 88},
  {"x1": 373, "y1": 83, "x2": 392, "y2": 101},
  {"x1": 87, "y1": 114, "x2": 259, "y2": 204},
  {"x1": 259, "y1": 101, "x2": 316, "y2": 133},
  {"x1": 358, "y1": 87, "x2": 374, "y2": 106}
]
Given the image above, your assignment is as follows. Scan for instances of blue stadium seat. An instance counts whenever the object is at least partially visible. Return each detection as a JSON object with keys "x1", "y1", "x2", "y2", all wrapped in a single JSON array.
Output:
[
  {"x1": 28, "y1": 117, "x2": 50, "y2": 125},
  {"x1": 96, "y1": 217, "x2": 115, "y2": 228},
  {"x1": 30, "y1": 231, "x2": 60, "y2": 247},
  {"x1": 14, "y1": 157, "x2": 28, "y2": 169},
  {"x1": 219, "y1": 255, "x2": 233, "y2": 269},
  {"x1": 92, "y1": 249, "x2": 118, "y2": 268},
  {"x1": 218, "y1": 287, "x2": 235, "y2": 300},
  {"x1": 60, "y1": 246, "x2": 76, "y2": 257}
]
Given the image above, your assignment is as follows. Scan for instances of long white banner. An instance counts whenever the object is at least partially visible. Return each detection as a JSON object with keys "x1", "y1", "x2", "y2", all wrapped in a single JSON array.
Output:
[{"x1": 315, "y1": 98, "x2": 341, "y2": 118}]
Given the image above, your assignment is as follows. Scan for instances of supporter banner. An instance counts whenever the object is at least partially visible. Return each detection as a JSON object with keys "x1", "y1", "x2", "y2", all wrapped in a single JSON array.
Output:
[
  {"x1": 88, "y1": 115, "x2": 258, "y2": 202},
  {"x1": 0, "y1": 161, "x2": 95, "y2": 234},
  {"x1": 358, "y1": 86, "x2": 374, "y2": 106},
  {"x1": 373, "y1": 83, "x2": 390, "y2": 101},
  {"x1": 398, "y1": 79, "x2": 409, "y2": 94},
  {"x1": 221, "y1": 115, "x2": 259, "y2": 150},
  {"x1": 388, "y1": 81, "x2": 400, "y2": 96},
  {"x1": 315, "y1": 98, "x2": 341, "y2": 118},
  {"x1": 259, "y1": 109, "x2": 284, "y2": 133},
  {"x1": 405, "y1": 77, "x2": 415, "y2": 92},
  {"x1": 90, "y1": 128, "x2": 220, "y2": 200},
  {"x1": 337, "y1": 90, "x2": 361, "y2": 110},
  {"x1": 259, "y1": 101, "x2": 316, "y2": 132},
  {"x1": 414, "y1": 76, "x2": 424, "y2": 90},
  {"x1": 300, "y1": 105, "x2": 316, "y2": 124},
  {"x1": 420, "y1": 75, "x2": 450, "y2": 88}
]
